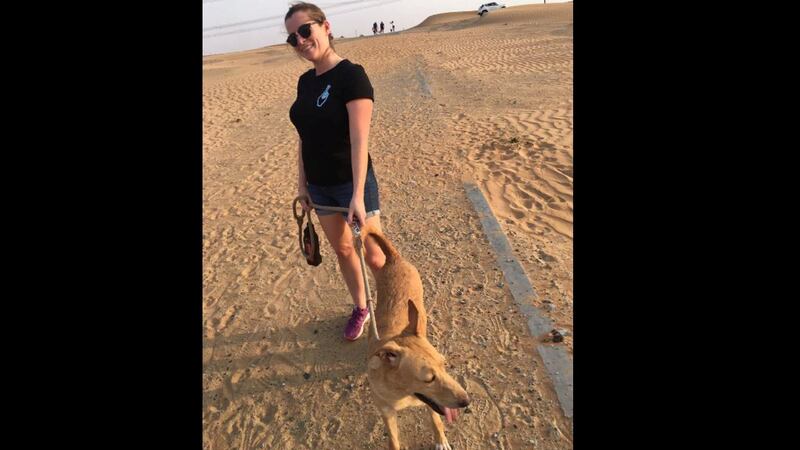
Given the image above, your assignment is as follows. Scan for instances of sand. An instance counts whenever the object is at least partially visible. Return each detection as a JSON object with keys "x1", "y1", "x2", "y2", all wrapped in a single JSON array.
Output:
[{"x1": 203, "y1": 3, "x2": 572, "y2": 449}]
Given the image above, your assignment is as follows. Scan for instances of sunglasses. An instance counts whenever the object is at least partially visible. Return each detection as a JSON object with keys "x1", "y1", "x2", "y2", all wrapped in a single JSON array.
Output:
[{"x1": 287, "y1": 22, "x2": 319, "y2": 47}]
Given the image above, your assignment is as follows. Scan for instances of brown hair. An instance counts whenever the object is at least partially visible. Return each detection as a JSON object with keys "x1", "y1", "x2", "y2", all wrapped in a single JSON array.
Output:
[{"x1": 285, "y1": 2, "x2": 335, "y2": 51}]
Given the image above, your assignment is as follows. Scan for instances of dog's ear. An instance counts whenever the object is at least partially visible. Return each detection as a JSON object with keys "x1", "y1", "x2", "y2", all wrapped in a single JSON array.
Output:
[
  {"x1": 370, "y1": 341, "x2": 402, "y2": 369},
  {"x1": 407, "y1": 299, "x2": 426, "y2": 336}
]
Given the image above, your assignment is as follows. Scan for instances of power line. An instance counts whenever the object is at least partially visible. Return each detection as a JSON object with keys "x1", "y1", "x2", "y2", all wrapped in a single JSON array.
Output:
[{"x1": 203, "y1": 0, "x2": 401, "y2": 37}]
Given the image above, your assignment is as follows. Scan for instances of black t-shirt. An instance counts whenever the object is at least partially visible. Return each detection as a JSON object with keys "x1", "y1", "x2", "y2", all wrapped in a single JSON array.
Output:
[{"x1": 289, "y1": 59, "x2": 374, "y2": 186}]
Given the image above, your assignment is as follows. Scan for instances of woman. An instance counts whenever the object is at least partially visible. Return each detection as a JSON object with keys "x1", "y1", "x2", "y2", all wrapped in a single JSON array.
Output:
[{"x1": 286, "y1": 2, "x2": 386, "y2": 341}]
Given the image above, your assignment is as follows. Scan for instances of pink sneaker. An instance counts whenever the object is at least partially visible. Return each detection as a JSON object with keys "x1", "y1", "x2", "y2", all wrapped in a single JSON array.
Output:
[{"x1": 344, "y1": 306, "x2": 370, "y2": 341}]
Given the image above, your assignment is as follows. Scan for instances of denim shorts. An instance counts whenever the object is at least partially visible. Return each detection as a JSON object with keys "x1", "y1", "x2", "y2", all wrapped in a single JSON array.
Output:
[{"x1": 307, "y1": 168, "x2": 381, "y2": 218}]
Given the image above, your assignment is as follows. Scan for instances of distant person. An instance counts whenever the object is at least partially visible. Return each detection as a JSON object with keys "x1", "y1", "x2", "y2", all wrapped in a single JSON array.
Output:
[
  {"x1": 380, "y1": 21, "x2": 384, "y2": 33},
  {"x1": 372, "y1": 22, "x2": 377, "y2": 35},
  {"x1": 390, "y1": 21, "x2": 395, "y2": 32},
  {"x1": 286, "y1": 2, "x2": 386, "y2": 341}
]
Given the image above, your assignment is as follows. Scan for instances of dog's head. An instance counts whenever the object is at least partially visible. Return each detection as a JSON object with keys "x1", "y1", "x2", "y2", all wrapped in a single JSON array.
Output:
[{"x1": 368, "y1": 300, "x2": 470, "y2": 423}]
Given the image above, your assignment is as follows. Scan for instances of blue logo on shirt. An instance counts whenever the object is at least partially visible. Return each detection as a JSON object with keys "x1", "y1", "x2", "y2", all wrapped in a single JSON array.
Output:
[{"x1": 317, "y1": 84, "x2": 331, "y2": 107}]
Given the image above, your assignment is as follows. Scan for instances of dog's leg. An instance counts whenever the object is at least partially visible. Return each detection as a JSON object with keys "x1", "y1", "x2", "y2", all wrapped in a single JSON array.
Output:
[
  {"x1": 380, "y1": 406, "x2": 401, "y2": 450},
  {"x1": 428, "y1": 410, "x2": 452, "y2": 450}
]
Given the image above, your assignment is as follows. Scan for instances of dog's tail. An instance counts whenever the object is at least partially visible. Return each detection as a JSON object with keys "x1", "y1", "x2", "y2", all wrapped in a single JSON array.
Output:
[{"x1": 358, "y1": 223, "x2": 399, "y2": 264}]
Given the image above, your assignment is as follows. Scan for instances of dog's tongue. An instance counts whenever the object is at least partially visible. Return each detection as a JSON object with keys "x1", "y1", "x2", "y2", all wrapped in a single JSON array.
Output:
[{"x1": 444, "y1": 407, "x2": 459, "y2": 424}]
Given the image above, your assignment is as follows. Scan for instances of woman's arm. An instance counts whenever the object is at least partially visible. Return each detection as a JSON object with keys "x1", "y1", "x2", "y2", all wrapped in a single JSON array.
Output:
[
  {"x1": 297, "y1": 138, "x2": 310, "y2": 211},
  {"x1": 346, "y1": 98, "x2": 373, "y2": 225}
]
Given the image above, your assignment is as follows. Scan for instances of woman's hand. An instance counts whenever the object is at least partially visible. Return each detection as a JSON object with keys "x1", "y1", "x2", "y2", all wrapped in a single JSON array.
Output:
[
  {"x1": 298, "y1": 185, "x2": 312, "y2": 212},
  {"x1": 348, "y1": 195, "x2": 366, "y2": 226}
]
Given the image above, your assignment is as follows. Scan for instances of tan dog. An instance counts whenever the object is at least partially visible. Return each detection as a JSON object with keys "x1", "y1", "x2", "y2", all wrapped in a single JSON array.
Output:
[{"x1": 360, "y1": 225, "x2": 470, "y2": 450}]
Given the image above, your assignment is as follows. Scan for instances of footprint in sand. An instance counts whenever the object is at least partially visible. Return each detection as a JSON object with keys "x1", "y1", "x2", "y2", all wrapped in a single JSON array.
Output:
[
  {"x1": 264, "y1": 303, "x2": 278, "y2": 317},
  {"x1": 217, "y1": 305, "x2": 237, "y2": 332},
  {"x1": 324, "y1": 417, "x2": 342, "y2": 437},
  {"x1": 262, "y1": 403, "x2": 279, "y2": 424},
  {"x1": 507, "y1": 205, "x2": 526, "y2": 220},
  {"x1": 462, "y1": 377, "x2": 504, "y2": 438}
]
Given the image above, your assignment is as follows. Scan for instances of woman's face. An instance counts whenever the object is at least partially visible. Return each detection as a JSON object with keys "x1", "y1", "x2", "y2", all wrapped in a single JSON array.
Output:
[{"x1": 285, "y1": 11, "x2": 331, "y2": 62}]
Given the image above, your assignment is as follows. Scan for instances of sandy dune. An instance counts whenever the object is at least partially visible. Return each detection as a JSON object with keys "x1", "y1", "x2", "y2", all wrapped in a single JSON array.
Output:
[{"x1": 203, "y1": 3, "x2": 572, "y2": 449}]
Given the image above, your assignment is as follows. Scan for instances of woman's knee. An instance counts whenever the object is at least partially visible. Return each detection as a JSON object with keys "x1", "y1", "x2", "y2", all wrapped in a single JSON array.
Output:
[
  {"x1": 366, "y1": 248, "x2": 386, "y2": 271},
  {"x1": 333, "y1": 242, "x2": 356, "y2": 260}
]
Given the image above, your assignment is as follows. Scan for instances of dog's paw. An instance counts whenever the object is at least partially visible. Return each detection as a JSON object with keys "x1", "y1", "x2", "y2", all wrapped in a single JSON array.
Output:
[{"x1": 435, "y1": 442, "x2": 452, "y2": 450}]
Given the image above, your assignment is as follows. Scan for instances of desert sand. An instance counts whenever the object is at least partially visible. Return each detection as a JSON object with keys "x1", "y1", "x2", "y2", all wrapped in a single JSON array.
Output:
[{"x1": 203, "y1": 3, "x2": 572, "y2": 449}]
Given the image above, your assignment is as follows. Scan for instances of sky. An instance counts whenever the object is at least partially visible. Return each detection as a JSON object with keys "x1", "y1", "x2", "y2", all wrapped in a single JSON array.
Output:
[{"x1": 203, "y1": 0, "x2": 569, "y2": 56}]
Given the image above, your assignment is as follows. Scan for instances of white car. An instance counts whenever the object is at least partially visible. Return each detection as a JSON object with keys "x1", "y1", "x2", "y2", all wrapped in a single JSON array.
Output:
[{"x1": 477, "y1": 2, "x2": 506, "y2": 16}]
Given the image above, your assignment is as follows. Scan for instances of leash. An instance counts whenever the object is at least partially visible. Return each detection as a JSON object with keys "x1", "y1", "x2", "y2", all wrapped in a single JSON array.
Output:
[{"x1": 293, "y1": 196, "x2": 380, "y2": 341}]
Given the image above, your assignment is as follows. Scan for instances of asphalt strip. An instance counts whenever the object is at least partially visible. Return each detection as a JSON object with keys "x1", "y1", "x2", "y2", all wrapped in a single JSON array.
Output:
[{"x1": 464, "y1": 181, "x2": 573, "y2": 422}]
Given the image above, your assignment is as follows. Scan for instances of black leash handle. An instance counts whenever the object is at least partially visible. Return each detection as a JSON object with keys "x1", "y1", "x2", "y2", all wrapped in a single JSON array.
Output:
[{"x1": 293, "y1": 196, "x2": 311, "y2": 259}]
